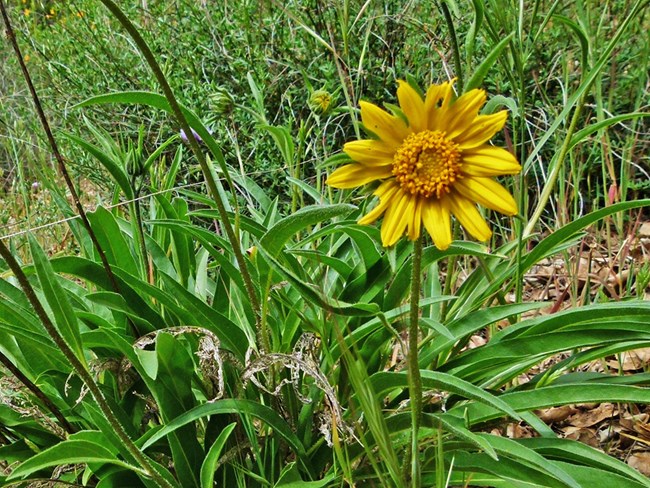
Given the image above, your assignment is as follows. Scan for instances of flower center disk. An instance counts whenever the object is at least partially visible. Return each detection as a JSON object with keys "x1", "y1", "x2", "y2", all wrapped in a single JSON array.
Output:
[{"x1": 392, "y1": 130, "x2": 462, "y2": 198}]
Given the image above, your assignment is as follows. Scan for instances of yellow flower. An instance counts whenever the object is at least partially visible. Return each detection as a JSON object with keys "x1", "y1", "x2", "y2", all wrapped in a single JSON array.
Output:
[
  {"x1": 23, "y1": 8, "x2": 31, "y2": 16},
  {"x1": 309, "y1": 89, "x2": 334, "y2": 115},
  {"x1": 327, "y1": 80, "x2": 520, "y2": 249}
]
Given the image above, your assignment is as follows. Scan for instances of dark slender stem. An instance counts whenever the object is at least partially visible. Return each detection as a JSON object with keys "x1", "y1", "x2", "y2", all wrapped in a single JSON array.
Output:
[
  {"x1": 98, "y1": 0, "x2": 264, "y2": 348},
  {"x1": 0, "y1": 240, "x2": 173, "y2": 488},
  {"x1": 0, "y1": 0, "x2": 121, "y2": 297},
  {"x1": 408, "y1": 236, "x2": 423, "y2": 487},
  {"x1": 0, "y1": 351, "x2": 76, "y2": 435},
  {"x1": 440, "y1": 0, "x2": 463, "y2": 92}
]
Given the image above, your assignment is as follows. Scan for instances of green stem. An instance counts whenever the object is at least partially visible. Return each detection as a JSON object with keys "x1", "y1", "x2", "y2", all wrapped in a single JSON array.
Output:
[
  {"x1": 523, "y1": 95, "x2": 585, "y2": 237},
  {"x1": 0, "y1": 239, "x2": 173, "y2": 488},
  {"x1": 98, "y1": 0, "x2": 265, "y2": 349},
  {"x1": 440, "y1": 0, "x2": 463, "y2": 92},
  {"x1": 408, "y1": 236, "x2": 423, "y2": 487},
  {"x1": 0, "y1": 0, "x2": 121, "y2": 296}
]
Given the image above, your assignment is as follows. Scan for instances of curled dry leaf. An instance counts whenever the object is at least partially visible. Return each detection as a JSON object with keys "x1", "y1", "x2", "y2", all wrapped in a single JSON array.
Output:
[
  {"x1": 628, "y1": 452, "x2": 650, "y2": 476},
  {"x1": 537, "y1": 405, "x2": 577, "y2": 423}
]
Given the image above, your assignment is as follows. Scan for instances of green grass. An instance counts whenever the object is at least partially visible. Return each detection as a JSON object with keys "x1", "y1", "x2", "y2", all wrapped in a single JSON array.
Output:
[{"x1": 0, "y1": 0, "x2": 649, "y2": 487}]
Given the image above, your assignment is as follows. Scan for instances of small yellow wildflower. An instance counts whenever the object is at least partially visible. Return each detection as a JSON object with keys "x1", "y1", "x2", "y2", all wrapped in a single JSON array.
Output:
[
  {"x1": 23, "y1": 8, "x2": 31, "y2": 16},
  {"x1": 327, "y1": 80, "x2": 521, "y2": 249},
  {"x1": 23, "y1": 54, "x2": 30, "y2": 63}
]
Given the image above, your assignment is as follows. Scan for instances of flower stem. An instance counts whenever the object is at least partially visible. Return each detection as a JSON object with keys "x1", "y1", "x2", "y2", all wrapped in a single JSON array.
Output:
[
  {"x1": 98, "y1": 0, "x2": 265, "y2": 349},
  {"x1": 440, "y1": 0, "x2": 463, "y2": 93},
  {"x1": 0, "y1": 0, "x2": 121, "y2": 297},
  {"x1": 408, "y1": 235, "x2": 423, "y2": 487}
]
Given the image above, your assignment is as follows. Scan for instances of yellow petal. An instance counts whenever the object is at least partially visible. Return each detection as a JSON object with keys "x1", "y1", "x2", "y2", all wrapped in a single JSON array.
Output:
[
  {"x1": 380, "y1": 190, "x2": 411, "y2": 246},
  {"x1": 454, "y1": 177, "x2": 518, "y2": 215},
  {"x1": 422, "y1": 199, "x2": 452, "y2": 250},
  {"x1": 344, "y1": 139, "x2": 395, "y2": 166},
  {"x1": 425, "y1": 81, "x2": 454, "y2": 131},
  {"x1": 407, "y1": 197, "x2": 424, "y2": 241},
  {"x1": 326, "y1": 164, "x2": 392, "y2": 189},
  {"x1": 397, "y1": 80, "x2": 426, "y2": 133},
  {"x1": 461, "y1": 146, "x2": 521, "y2": 176},
  {"x1": 358, "y1": 181, "x2": 400, "y2": 225},
  {"x1": 445, "y1": 89, "x2": 487, "y2": 139},
  {"x1": 455, "y1": 111, "x2": 508, "y2": 149},
  {"x1": 448, "y1": 193, "x2": 492, "y2": 242},
  {"x1": 360, "y1": 101, "x2": 409, "y2": 148}
]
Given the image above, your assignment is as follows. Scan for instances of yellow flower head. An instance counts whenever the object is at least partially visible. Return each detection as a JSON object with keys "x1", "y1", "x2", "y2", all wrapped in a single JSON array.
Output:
[
  {"x1": 327, "y1": 80, "x2": 521, "y2": 249},
  {"x1": 309, "y1": 89, "x2": 334, "y2": 115}
]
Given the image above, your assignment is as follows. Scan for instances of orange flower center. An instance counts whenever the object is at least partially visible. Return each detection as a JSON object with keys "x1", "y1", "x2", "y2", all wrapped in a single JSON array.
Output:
[{"x1": 392, "y1": 130, "x2": 462, "y2": 198}]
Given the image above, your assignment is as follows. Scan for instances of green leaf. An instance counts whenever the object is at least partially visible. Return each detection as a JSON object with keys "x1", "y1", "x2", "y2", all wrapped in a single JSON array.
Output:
[
  {"x1": 446, "y1": 450, "x2": 573, "y2": 487},
  {"x1": 476, "y1": 434, "x2": 581, "y2": 488},
  {"x1": 465, "y1": 32, "x2": 515, "y2": 91},
  {"x1": 569, "y1": 112, "x2": 649, "y2": 150},
  {"x1": 87, "y1": 206, "x2": 138, "y2": 274},
  {"x1": 141, "y1": 399, "x2": 312, "y2": 473},
  {"x1": 8, "y1": 437, "x2": 145, "y2": 480},
  {"x1": 457, "y1": 383, "x2": 650, "y2": 426},
  {"x1": 274, "y1": 462, "x2": 335, "y2": 487},
  {"x1": 259, "y1": 204, "x2": 355, "y2": 257},
  {"x1": 28, "y1": 235, "x2": 85, "y2": 363},
  {"x1": 370, "y1": 370, "x2": 520, "y2": 420},
  {"x1": 256, "y1": 246, "x2": 381, "y2": 316},
  {"x1": 552, "y1": 15, "x2": 589, "y2": 70},
  {"x1": 520, "y1": 438, "x2": 650, "y2": 487},
  {"x1": 153, "y1": 333, "x2": 202, "y2": 487},
  {"x1": 261, "y1": 125, "x2": 295, "y2": 166},
  {"x1": 74, "y1": 91, "x2": 235, "y2": 191},
  {"x1": 51, "y1": 256, "x2": 162, "y2": 333},
  {"x1": 200, "y1": 423, "x2": 236, "y2": 488},
  {"x1": 62, "y1": 132, "x2": 133, "y2": 200}
]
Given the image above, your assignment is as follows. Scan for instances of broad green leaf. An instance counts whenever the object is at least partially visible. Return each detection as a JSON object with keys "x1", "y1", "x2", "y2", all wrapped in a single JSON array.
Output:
[
  {"x1": 200, "y1": 423, "x2": 236, "y2": 488},
  {"x1": 369, "y1": 370, "x2": 520, "y2": 420},
  {"x1": 87, "y1": 206, "x2": 138, "y2": 275},
  {"x1": 446, "y1": 450, "x2": 574, "y2": 488},
  {"x1": 153, "y1": 333, "x2": 202, "y2": 487},
  {"x1": 476, "y1": 434, "x2": 580, "y2": 488},
  {"x1": 274, "y1": 462, "x2": 335, "y2": 487},
  {"x1": 256, "y1": 246, "x2": 380, "y2": 316},
  {"x1": 259, "y1": 204, "x2": 355, "y2": 257},
  {"x1": 549, "y1": 462, "x2": 648, "y2": 488},
  {"x1": 158, "y1": 273, "x2": 250, "y2": 359},
  {"x1": 261, "y1": 124, "x2": 295, "y2": 165},
  {"x1": 28, "y1": 235, "x2": 85, "y2": 363},
  {"x1": 50, "y1": 256, "x2": 162, "y2": 333},
  {"x1": 520, "y1": 437, "x2": 650, "y2": 486},
  {"x1": 8, "y1": 437, "x2": 145, "y2": 480},
  {"x1": 456, "y1": 383, "x2": 650, "y2": 426},
  {"x1": 420, "y1": 302, "x2": 546, "y2": 367},
  {"x1": 141, "y1": 399, "x2": 312, "y2": 473}
]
